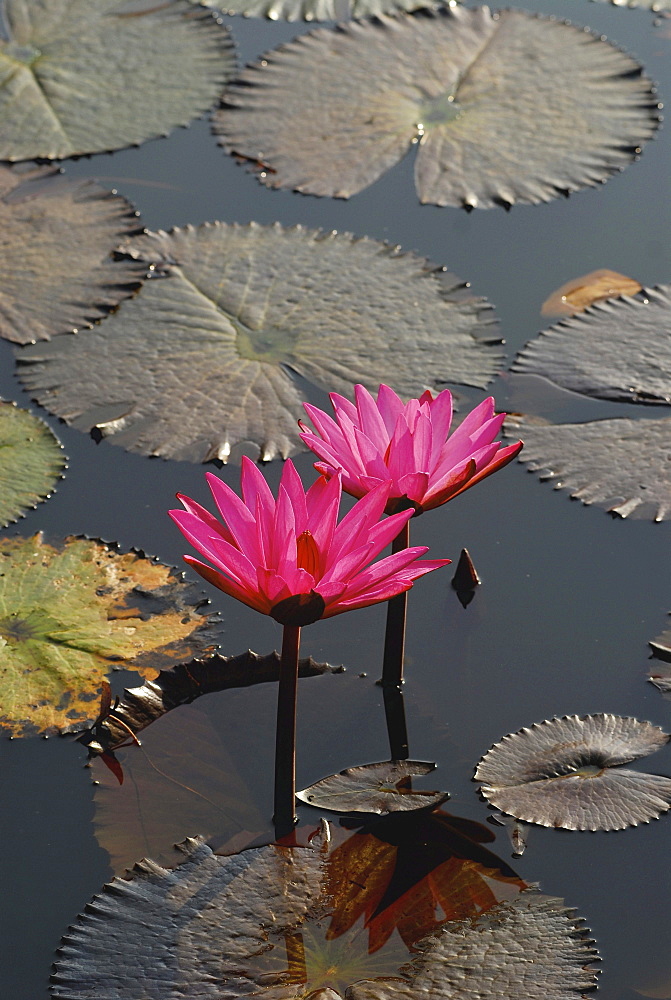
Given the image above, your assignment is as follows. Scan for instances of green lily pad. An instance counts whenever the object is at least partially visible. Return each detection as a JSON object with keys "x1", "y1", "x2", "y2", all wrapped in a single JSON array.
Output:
[
  {"x1": 513, "y1": 284, "x2": 671, "y2": 405},
  {"x1": 0, "y1": 163, "x2": 146, "y2": 345},
  {"x1": 0, "y1": 401, "x2": 65, "y2": 528},
  {"x1": 0, "y1": 534, "x2": 220, "y2": 736},
  {"x1": 17, "y1": 223, "x2": 501, "y2": 463},
  {"x1": 474, "y1": 714, "x2": 671, "y2": 831},
  {"x1": 504, "y1": 413, "x2": 671, "y2": 521},
  {"x1": 200, "y1": 0, "x2": 438, "y2": 21},
  {"x1": 0, "y1": 0, "x2": 235, "y2": 161},
  {"x1": 297, "y1": 761, "x2": 449, "y2": 814},
  {"x1": 215, "y1": 6, "x2": 659, "y2": 208},
  {"x1": 52, "y1": 835, "x2": 596, "y2": 1000}
]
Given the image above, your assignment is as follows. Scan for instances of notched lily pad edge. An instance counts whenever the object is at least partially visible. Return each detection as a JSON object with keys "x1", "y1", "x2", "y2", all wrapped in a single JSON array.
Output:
[
  {"x1": 0, "y1": 399, "x2": 68, "y2": 528},
  {"x1": 79, "y1": 648, "x2": 340, "y2": 753}
]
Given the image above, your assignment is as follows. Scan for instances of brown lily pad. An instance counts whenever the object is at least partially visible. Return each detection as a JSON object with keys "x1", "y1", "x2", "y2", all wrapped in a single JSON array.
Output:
[
  {"x1": 475, "y1": 714, "x2": 671, "y2": 831},
  {"x1": 0, "y1": 534, "x2": 220, "y2": 736},
  {"x1": 18, "y1": 223, "x2": 501, "y2": 463},
  {"x1": 0, "y1": 163, "x2": 145, "y2": 345},
  {"x1": 297, "y1": 761, "x2": 449, "y2": 814},
  {"x1": 504, "y1": 413, "x2": 671, "y2": 522},
  {"x1": 52, "y1": 832, "x2": 596, "y2": 1000},
  {"x1": 216, "y1": 6, "x2": 659, "y2": 208}
]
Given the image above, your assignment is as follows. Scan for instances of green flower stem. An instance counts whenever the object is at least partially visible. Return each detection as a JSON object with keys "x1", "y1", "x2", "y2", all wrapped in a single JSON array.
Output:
[
  {"x1": 381, "y1": 520, "x2": 410, "y2": 690},
  {"x1": 274, "y1": 623, "x2": 301, "y2": 837}
]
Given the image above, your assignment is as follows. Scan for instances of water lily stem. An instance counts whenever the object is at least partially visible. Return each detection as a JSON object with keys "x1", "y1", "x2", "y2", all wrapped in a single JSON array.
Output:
[
  {"x1": 381, "y1": 521, "x2": 410, "y2": 690},
  {"x1": 274, "y1": 623, "x2": 301, "y2": 838}
]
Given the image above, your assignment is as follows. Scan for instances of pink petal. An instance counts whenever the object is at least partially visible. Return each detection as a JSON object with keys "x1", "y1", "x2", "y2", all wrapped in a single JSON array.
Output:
[
  {"x1": 169, "y1": 509, "x2": 237, "y2": 569},
  {"x1": 396, "y1": 471, "x2": 430, "y2": 503},
  {"x1": 174, "y1": 494, "x2": 234, "y2": 546},
  {"x1": 240, "y1": 456, "x2": 275, "y2": 522},
  {"x1": 279, "y1": 459, "x2": 308, "y2": 534},
  {"x1": 422, "y1": 459, "x2": 478, "y2": 510},
  {"x1": 183, "y1": 556, "x2": 269, "y2": 614},
  {"x1": 428, "y1": 388, "x2": 453, "y2": 467},
  {"x1": 205, "y1": 473, "x2": 262, "y2": 563},
  {"x1": 354, "y1": 384, "x2": 389, "y2": 451},
  {"x1": 376, "y1": 384, "x2": 405, "y2": 435},
  {"x1": 330, "y1": 391, "x2": 359, "y2": 425},
  {"x1": 306, "y1": 473, "x2": 342, "y2": 553},
  {"x1": 328, "y1": 482, "x2": 392, "y2": 565},
  {"x1": 207, "y1": 533, "x2": 260, "y2": 588},
  {"x1": 446, "y1": 440, "x2": 523, "y2": 500},
  {"x1": 271, "y1": 485, "x2": 297, "y2": 581}
]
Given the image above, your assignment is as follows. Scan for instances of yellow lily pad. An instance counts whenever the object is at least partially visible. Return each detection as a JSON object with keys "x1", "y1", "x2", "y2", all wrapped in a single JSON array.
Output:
[{"x1": 0, "y1": 534, "x2": 220, "y2": 736}]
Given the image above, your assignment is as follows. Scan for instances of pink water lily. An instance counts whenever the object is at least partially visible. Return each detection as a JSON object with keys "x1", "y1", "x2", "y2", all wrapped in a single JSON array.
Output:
[
  {"x1": 299, "y1": 385, "x2": 523, "y2": 515},
  {"x1": 170, "y1": 457, "x2": 449, "y2": 628}
]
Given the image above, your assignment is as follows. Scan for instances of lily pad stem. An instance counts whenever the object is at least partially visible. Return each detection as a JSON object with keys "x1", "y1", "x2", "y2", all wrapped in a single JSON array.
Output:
[
  {"x1": 274, "y1": 623, "x2": 301, "y2": 837},
  {"x1": 381, "y1": 520, "x2": 410, "y2": 689}
]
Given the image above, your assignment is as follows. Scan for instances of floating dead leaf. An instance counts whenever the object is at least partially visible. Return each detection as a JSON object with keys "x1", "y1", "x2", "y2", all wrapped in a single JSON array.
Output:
[
  {"x1": 216, "y1": 6, "x2": 659, "y2": 209},
  {"x1": 297, "y1": 761, "x2": 449, "y2": 814},
  {"x1": 0, "y1": 163, "x2": 146, "y2": 345},
  {"x1": 0, "y1": 534, "x2": 220, "y2": 736},
  {"x1": 475, "y1": 714, "x2": 671, "y2": 831},
  {"x1": 52, "y1": 833, "x2": 596, "y2": 1000},
  {"x1": 504, "y1": 413, "x2": 671, "y2": 521},
  {"x1": 515, "y1": 284, "x2": 671, "y2": 404},
  {"x1": 0, "y1": 0, "x2": 235, "y2": 161},
  {"x1": 541, "y1": 269, "x2": 643, "y2": 317},
  {"x1": 0, "y1": 401, "x2": 65, "y2": 528},
  {"x1": 18, "y1": 223, "x2": 501, "y2": 462}
]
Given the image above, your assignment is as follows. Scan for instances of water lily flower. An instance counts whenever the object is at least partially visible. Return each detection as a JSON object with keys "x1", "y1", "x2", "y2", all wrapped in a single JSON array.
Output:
[
  {"x1": 169, "y1": 457, "x2": 449, "y2": 628},
  {"x1": 170, "y1": 457, "x2": 449, "y2": 834},
  {"x1": 299, "y1": 384, "x2": 523, "y2": 515}
]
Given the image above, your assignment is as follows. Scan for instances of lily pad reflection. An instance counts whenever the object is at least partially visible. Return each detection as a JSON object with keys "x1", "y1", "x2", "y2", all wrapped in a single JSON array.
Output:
[
  {"x1": 216, "y1": 6, "x2": 659, "y2": 208},
  {"x1": 18, "y1": 223, "x2": 501, "y2": 462},
  {"x1": 475, "y1": 714, "x2": 671, "y2": 831}
]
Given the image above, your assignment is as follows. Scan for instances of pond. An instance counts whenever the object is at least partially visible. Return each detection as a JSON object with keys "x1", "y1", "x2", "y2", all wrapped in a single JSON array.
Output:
[{"x1": 1, "y1": 0, "x2": 670, "y2": 997}]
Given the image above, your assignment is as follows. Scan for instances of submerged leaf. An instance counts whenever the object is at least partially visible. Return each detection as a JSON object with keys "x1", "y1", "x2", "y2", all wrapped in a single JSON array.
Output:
[
  {"x1": 0, "y1": 534, "x2": 219, "y2": 736},
  {"x1": 541, "y1": 269, "x2": 643, "y2": 317},
  {"x1": 52, "y1": 834, "x2": 594, "y2": 1000},
  {"x1": 515, "y1": 284, "x2": 671, "y2": 404},
  {"x1": 297, "y1": 761, "x2": 449, "y2": 814},
  {"x1": 18, "y1": 223, "x2": 501, "y2": 462},
  {"x1": 0, "y1": 401, "x2": 65, "y2": 527},
  {"x1": 0, "y1": 0, "x2": 235, "y2": 161},
  {"x1": 475, "y1": 714, "x2": 671, "y2": 831},
  {"x1": 504, "y1": 413, "x2": 671, "y2": 521},
  {"x1": 82, "y1": 648, "x2": 335, "y2": 753},
  {"x1": 0, "y1": 164, "x2": 146, "y2": 344},
  {"x1": 216, "y1": 6, "x2": 659, "y2": 208}
]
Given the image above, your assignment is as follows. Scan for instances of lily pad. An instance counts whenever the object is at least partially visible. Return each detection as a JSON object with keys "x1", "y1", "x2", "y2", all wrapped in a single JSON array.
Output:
[
  {"x1": 0, "y1": 163, "x2": 146, "y2": 345},
  {"x1": 297, "y1": 761, "x2": 449, "y2": 814},
  {"x1": 0, "y1": 401, "x2": 65, "y2": 527},
  {"x1": 541, "y1": 269, "x2": 643, "y2": 317},
  {"x1": 504, "y1": 413, "x2": 671, "y2": 521},
  {"x1": 18, "y1": 223, "x2": 501, "y2": 463},
  {"x1": 0, "y1": 0, "x2": 235, "y2": 161},
  {"x1": 215, "y1": 6, "x2": 659, "y2": 209},
  {"x1": 0, "y1": 534, "x2": 220, "y2": 736},
  {"x1": 474, "y1": 714, "x2": 671, "y2": 831},
  {"x1": 52, "y1": 834, "x2": 596, "y2": 1000},
  {"x1": 514, "y1": 284, "x2": 671, "y2": 404},
  {"x1": 200, "y1": 0, "x2": 437, "y2": 20}
]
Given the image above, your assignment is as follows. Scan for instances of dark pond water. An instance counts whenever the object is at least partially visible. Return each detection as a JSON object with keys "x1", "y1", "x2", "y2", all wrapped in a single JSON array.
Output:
[{"x1": 1, "y1": 1, "x2": 671, "y2": 997}]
